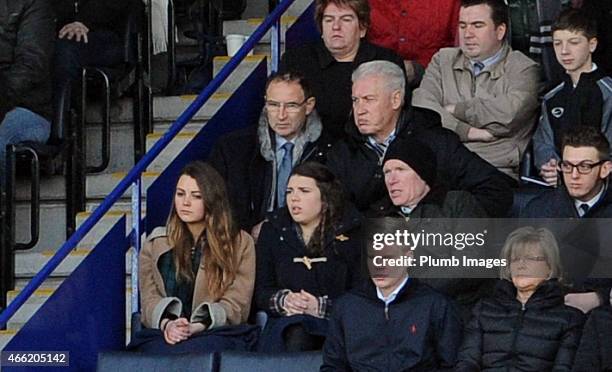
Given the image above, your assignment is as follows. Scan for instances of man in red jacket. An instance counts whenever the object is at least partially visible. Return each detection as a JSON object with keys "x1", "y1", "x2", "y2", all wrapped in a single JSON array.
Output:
[{"x1": 368, "y1": 0, "x2": 461, "y2": 85}]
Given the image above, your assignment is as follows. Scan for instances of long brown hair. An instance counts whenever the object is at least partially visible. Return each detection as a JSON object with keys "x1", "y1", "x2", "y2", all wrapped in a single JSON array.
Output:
[{"x1": 166, "y1": 161, "x2": 240, "y2": 299}]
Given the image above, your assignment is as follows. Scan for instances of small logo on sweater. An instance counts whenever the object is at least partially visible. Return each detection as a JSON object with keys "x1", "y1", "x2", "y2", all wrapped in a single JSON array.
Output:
[
  {"x1": 410, "y1": 324, "x2": 417, "y2": 334},
  {"x1": 551, "y1": 107, "x2": 564, "y2": 118}
]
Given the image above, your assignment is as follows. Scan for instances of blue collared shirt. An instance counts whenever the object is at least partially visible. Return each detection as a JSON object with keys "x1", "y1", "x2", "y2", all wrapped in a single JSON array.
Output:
[{"x1": 470, "y1": 45, "x2": 505, "y2": 75}]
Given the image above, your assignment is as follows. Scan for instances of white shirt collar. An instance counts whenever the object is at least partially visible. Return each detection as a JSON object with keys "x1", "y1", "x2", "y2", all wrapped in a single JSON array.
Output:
[
  {"x1": 376, "y1": 275, "x2": 409, "y2": 305},
  {"x1": 574, "y1": 181, "x2": 606, "y2": 216}
]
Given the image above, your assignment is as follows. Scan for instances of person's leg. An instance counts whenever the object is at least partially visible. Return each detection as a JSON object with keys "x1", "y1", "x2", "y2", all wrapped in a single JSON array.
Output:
[
  {"x1": 0, "y1": 108, "x2": 51, "y2": 182},
  {"x1": 53, "y1": 30, "x2": 124, "y2": 98},
  {"x1": 283, "y1": 324, "x2": 324, "y2": 352}
]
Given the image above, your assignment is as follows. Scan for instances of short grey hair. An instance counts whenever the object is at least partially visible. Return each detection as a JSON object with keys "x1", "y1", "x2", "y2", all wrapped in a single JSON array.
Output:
[
  {"x1": 352, "y1": 61, "x2": 405, "y2": 100},
  {"x1": 499, "y1": 226, "x2": 563, "y2": 282}
]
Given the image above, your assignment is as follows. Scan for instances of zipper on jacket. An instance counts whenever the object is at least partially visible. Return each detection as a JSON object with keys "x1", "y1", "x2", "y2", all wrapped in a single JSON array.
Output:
[
  {"x1": 384, "y1": 303, "x2": 389, "y2": 320},
  {"x1": 74, "y1": 1, "x2": 79, "y2": 14},
  {"x1": 509, "y1": 304, "x2": 526, "y2": 368}
]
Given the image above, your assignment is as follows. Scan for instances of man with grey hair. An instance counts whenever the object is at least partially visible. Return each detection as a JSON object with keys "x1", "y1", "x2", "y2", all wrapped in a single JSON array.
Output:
[{"x1": 327, "y1": 60, "x2": 514, "y2": 217}]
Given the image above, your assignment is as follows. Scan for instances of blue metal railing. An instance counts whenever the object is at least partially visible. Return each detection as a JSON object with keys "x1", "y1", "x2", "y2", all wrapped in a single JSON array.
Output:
[{"x1": 0, "y1": 0, "x2": 296, "y2": 328}]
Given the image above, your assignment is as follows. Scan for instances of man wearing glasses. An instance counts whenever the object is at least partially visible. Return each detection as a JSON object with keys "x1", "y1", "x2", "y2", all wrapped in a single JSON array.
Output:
[
  {"x1": 523, "y1": 126, "x2": 612, "y2": 218},
  {"x1": 209, "y1": 71, "x2": 327, "y2": 240}
]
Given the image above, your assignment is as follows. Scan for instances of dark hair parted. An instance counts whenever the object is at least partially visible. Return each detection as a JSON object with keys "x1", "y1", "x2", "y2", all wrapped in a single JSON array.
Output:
[
  {"x1": 562, "y1": 126, "x2": 610, "y2": 160},
  {"x1": 314, "y1": 0, "x2": 370, "y2": 33},
  {"x1": 461, "y1": 0, "x2": 508, "y2": 29},
  {"x1": 289, "y1": 162, "x2": 346, "y2": 256},
  {"x1": 265, "y1": 71, "x2": 313, "y2": 100},
  {"x1": 552, "y1": 8, "x2": 598, "y2": 40},
  {"x1": 166, "y1": 161, "x2": 240, "y2": 299}
]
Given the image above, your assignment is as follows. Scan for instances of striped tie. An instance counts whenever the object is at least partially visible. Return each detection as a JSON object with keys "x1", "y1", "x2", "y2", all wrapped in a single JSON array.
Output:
[{"x1": 370, "y1": 142, "x2": 387, "y2": 158}]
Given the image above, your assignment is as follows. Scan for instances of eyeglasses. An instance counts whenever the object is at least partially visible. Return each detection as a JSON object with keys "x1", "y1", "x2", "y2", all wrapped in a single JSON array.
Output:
[
  {"x1": 510, "y1": 256, "x2": 547, "y2": 264},
  {"x1": 265, "y1": 99, "x2": 309, "y2": 113},
  {"x1": 559, "y1": 160, "x2": 606, "y2": 174}
]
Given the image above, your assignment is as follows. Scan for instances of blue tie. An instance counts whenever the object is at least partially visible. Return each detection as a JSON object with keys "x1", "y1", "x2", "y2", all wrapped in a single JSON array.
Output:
[
  {"x1": 473, "y1": 61, "x2": 485, "y2": 75},
  {"x1": 277, "y1": 142, "x2": 294, "y2": 208}
]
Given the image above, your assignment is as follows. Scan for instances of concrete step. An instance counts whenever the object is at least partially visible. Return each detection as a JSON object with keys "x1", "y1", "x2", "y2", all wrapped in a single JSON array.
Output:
[
  {"x1": 243, "y1": 0, "x2": 309, "y2": 19},
  {"x1": 13, "y1": 172, "x2": 157, "y2": 254},
  {"x1": 213, "y1": 55, "x2": 269, "y2": 92},
  {"x1": 0, "y1": 330, "x2": 17, "y2": 351},
  {"x1": 223, "y1": 17, "x2": 293, "y2": 42},
  {"x1": 5, "y1": 284, "x2": 133, "y2": 331},
  {"x1": 146, "y1": 131, "x2": 197, "y2": 173},
  {"x1": 15, "y1": 213, "x2": 132, "y2": 278}
]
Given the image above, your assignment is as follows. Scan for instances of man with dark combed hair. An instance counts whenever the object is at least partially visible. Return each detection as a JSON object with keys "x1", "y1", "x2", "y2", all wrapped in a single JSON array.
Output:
[
  {"x1": 524, "y1": 126, "x2": 612, "y2": 218},
  {"x1": 413, "y1": 0, "x2": 540, "y2": 180}
]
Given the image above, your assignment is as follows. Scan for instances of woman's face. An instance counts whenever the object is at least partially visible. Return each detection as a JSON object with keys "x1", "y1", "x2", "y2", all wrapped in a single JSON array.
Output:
[
  {"x1": 174, "y1": 175, "x2": 205, "y2": 224},
  {"x1": 286, "y1": 175, "x2": 323, "y2": 227},
  {"x1": 510, "y1": 244, "x2": 552, "y2": 292}
]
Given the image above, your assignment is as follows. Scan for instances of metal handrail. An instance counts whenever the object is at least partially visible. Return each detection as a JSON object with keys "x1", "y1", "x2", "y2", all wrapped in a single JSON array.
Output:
[{"x1": 0, "y1": 0, "x2": 294, "y2": 328}]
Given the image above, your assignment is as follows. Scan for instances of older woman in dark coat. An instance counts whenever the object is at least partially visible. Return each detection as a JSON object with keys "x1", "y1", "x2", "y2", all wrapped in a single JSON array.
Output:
[{"x1": 456, "y1": 226, "x2": 585, "y2": 372}]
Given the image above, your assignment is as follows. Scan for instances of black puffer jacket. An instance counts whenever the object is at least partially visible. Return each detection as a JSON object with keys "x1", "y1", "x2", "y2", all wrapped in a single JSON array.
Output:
[
  {"x1": 572, "y1": 304, "x2": 612, "y2": 372},
  {"x1": 456, "y1": 279, "x2": 585, "y2": 372},
  {"x1": 0, "y1": 0, "x2": 54, "y2": 121},
  {"x1": 326, "y1": 106, "x2": 514, "y2": 217}
]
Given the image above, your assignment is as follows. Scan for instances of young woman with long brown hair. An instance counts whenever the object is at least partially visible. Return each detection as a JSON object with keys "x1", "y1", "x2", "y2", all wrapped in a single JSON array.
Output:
[
  {"x1": 131, "y1": 161, "x2": 257, "y2": 353},
  {"x1": 255, "y1": 162, "x2": 362, "y2": 352}
]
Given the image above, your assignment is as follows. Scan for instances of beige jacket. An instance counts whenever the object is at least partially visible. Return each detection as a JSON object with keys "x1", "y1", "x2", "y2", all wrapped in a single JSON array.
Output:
[
  {"x1": 412, "y1": 44, "x2": 540, "y2": 178},
  {"x1": 139, "y1": 227, "x2": 256, "y2": 330}
]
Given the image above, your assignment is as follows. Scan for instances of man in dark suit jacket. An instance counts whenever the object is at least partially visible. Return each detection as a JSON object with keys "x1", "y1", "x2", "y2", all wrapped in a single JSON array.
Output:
[
  {"x1": 523, "y1": 126, "x2": 612, "y2": 218},
  {"x1": 522, "y1": 126, "x2": 612, "y2": 315},
  {"x1": 208, "y1": 71, "x2": 330, "y2": 238}
]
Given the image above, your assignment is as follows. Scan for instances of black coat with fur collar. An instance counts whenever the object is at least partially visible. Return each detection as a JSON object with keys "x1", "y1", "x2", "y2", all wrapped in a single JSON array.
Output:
[{"x1": 208, "y1": 111, "x2": 331, "y2": 230}]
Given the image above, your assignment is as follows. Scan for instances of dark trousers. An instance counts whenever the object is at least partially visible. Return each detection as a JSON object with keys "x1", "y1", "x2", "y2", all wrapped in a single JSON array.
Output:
[{"x1": 53, "y1": 30, "x2": 123, "y2": 100}]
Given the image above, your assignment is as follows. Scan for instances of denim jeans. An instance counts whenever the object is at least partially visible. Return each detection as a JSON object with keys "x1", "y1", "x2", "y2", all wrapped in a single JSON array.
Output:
[{"x1": 0, "y1": 107, "x2": 51, "y2": 182}]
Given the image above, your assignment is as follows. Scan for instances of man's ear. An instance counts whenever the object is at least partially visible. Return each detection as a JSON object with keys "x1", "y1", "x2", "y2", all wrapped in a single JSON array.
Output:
[
  {"x1": 391, "y1": 90, "x2": 403, "y2": 110},
  {"x1": 496, "y1": 23, "x2": 507, "y2": 42},
  {"x1": 359, "y1": 24, "x2": 367, "y2": 38},
  {"x1": 589, "y1": 37, "x2": 598, "y2": 53},
  {"x1": 305, "y1": 96, "x2": 316, "y2": 115},
  {"x1": 600, "y1": 160, "x2": 612, "y2": 179}
]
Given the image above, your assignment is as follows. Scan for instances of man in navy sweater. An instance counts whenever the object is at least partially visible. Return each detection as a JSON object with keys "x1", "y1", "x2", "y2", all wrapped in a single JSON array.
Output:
[{"x1": 321, "y1": 242, "x2": 462, "y2": 371}]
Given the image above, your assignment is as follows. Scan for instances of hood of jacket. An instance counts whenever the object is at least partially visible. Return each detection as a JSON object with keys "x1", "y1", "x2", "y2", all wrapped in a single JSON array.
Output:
[{"x1": 257, "y1": 109, "x2": 323, "y2": 161}]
